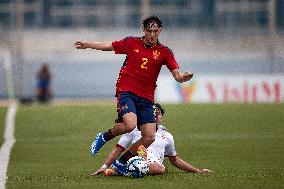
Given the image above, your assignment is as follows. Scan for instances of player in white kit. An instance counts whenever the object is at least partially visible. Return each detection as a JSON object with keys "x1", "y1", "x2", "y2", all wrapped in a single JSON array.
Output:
[{"x1": 93, "y1": 104, "x2": 212, "y2": 176}]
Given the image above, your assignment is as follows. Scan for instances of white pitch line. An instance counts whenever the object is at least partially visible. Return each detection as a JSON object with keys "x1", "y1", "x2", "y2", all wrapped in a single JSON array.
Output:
[{"x1": 0, "y1": 103, "x2": 17, "y2": 189}]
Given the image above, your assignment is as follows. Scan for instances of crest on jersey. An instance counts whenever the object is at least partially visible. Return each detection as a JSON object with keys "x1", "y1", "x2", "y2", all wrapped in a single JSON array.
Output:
[{"x1": 153, "y1": 50, "x2": 160, "y2": 60}]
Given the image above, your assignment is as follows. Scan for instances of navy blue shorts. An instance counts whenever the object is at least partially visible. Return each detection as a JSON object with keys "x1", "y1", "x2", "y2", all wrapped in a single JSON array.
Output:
[{"x1": 116, "y1": 92, "x2": 156, "y2": 126}]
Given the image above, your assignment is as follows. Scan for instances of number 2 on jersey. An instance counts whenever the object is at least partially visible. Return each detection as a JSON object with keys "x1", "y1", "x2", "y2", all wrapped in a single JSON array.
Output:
[{"x1": 141, "y1": 58, "x2": 148, "y2": 69}]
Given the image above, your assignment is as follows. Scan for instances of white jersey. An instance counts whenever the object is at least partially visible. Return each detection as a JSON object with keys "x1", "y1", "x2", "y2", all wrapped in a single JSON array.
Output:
[{"x1": 118, "y1": 125, "x2": 177, "y2": 164}]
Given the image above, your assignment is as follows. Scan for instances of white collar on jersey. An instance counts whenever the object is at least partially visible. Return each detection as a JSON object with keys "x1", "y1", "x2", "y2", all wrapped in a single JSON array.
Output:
[{"x1": 157, "y1": 124, "x2": 167, "y2": 131}]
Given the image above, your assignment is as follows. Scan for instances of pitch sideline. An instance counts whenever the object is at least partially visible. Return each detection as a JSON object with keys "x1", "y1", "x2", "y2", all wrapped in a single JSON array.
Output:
[{"x1": 0, "y1": 103, "x2": 17, "y2": 189}]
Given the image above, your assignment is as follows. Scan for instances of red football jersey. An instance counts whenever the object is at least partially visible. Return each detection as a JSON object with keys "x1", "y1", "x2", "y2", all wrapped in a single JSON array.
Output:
[{"x1": 112, "y1": 36, "x2": 179, "y2": 101}]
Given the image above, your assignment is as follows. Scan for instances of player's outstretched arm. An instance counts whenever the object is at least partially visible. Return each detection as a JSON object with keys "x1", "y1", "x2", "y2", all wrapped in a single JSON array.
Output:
[
  {"x1": 168, "y1": 156, "x2": 213, "y2": 173},
  {"x1": 171, "y1": 69, "x2": 193, "y2": 83},
  {"x1": 75, "y1": 40, "x2": 113, "y2": 51},
  {"x1": 92, "y1": 146, "x2": 125, "y2": 175}
]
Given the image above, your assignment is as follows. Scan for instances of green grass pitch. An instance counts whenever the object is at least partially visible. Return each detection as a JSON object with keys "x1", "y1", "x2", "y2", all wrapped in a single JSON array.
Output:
[{"x1": 5, "y1": 104, "x2": 284, "y2": 188}]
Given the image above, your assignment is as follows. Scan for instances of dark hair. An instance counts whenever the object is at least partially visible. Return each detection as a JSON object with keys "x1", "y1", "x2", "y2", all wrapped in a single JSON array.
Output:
[
  {"x1": 155, "y1": 103, "x2": 165, "y2": 116},
  {"x1": 142, "y1": 15, "x2": 163, "y2": 29}
]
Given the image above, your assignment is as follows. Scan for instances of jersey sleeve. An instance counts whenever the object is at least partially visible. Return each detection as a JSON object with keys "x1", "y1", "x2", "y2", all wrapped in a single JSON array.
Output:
[
  {"x1": 112, "y1": 37, "x2": 131, "y2": 54},
  {"x1": 164, "y1": 48, "x2": 179, "y2": 71},
  {"x1": 164, "y1": 134, "x2": 177, "y2": 157},
  {"x1": 117, "y1": 131, "x2": 133, "y2": 149}
]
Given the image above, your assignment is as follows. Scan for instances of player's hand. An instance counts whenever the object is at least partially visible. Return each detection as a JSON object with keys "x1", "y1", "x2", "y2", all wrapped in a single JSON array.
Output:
[
  {"x1": 91, "y1": 168, "x2": 105, "y2": 176},
  {"x1": 182, "y1": 72, "x2": 193, "y2": 82},
  {"x1": 200, "y1": 168, "x2": 214, "y2": 173},
  {"x1": 75, "y1": 40, "x2": 88, "y2": 49}
]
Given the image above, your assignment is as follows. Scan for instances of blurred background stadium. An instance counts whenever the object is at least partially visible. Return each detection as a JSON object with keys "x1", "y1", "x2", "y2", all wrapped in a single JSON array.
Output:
[
  {"x1": 1, "y1": 2, "x2": 284, "y2": 188},
  {"x1": 0, "y1": 0, "x2": 283, "y2": 102}
]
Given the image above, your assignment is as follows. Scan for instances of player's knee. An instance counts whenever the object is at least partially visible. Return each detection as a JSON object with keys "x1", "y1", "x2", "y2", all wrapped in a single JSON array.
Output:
[
  {"x1": 142, "y1": 135, "x2": 155, "y2": 147},
  {"x1": 124, "y1": 122, "x2": 136, "y2": 133},
  {"x1": 125, "y1": 126, "x2": 135, "y2": 133},
  {"x1": 149, "y1": 136, "x2": 155, "y2": 144}
]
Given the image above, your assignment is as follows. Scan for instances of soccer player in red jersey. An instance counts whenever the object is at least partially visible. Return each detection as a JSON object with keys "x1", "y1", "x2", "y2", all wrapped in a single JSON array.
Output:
[{"x1": 75, "y1": 16, "x2": 193, "y2": 173}]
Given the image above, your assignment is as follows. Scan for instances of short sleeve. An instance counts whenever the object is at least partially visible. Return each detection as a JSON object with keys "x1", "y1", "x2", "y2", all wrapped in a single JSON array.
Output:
[
  {"x1": 165, "y1": 48, "x2": 179, "y2": 71},
  {"x1": 118, "y1": 132, "x2": 133, "y2": 149},
  {"x1": 164, "y1": 134, "x2": 177, "y2": 157},
  {"x1": 112, "y1": 37, "x2": 131, "y2": 54}
]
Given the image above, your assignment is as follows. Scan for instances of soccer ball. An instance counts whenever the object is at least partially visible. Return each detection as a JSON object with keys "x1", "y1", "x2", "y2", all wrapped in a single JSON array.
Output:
[{"x1": 126, "y1": 156, "x2": 149, "y2": 178}]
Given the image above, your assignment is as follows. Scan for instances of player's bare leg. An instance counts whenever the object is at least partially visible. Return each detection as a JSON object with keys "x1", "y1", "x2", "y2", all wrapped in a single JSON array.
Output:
[
  {"x1": 128, "y1": 123, "x2": 156, "y2": 154},
  {"x1": 111, "y1": 123, "x2": 156, "y2": 175},
  {"x1": 113, "y1": 122, "x2": 156, "y2": 161},
  {"x1": 112, "y1": 112, "x2": 137, "y2": 135}
]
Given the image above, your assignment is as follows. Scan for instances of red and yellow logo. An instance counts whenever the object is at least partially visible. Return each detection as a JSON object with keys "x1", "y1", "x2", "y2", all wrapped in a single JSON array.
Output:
[{"x1": 153, "y1": 50, "x2": 160, "y2": 60}]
